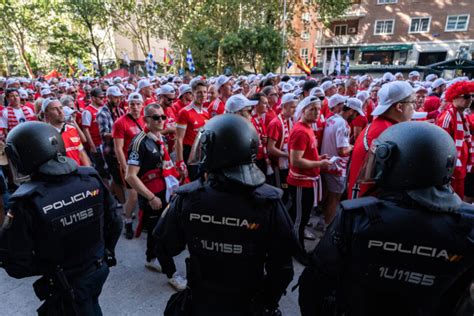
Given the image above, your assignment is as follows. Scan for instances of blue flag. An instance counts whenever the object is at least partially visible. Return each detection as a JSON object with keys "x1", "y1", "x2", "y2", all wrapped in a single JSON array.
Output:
[
  {"x1": 146, "y1": 52, "x2": 158, "y2": 76},
  {"x1": 186, "y1": 49, "x2": 195, "y2": 73},
  {"x1": 345, "y1": 48, "x2": 350, "y2": 76},
  {"x1": 286, "y1": 60, "x2": 293, "y2": 69}
]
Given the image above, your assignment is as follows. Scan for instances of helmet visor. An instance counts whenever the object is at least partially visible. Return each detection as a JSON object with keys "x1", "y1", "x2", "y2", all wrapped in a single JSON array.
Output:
[{"x1": 187, "y1": 128, "x2": 207, "y2": 166}]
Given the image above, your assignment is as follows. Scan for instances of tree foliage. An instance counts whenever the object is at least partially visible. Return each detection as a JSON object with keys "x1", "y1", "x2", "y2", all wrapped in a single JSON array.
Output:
[{"x1": 0, "y1": 0, "x2": 351, "y2": 77}]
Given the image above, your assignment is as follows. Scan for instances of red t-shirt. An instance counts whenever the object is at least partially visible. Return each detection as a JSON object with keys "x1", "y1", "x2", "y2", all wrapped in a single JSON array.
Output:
[
  {"x1": 82, "y1": 105, "x2": 102, "y2": 147},
  {"x1": 207, "y1": 98, "x2": 224, "y2": 118},
  {"x1": 164, "y1": 106, "x2": 177, "y2": 153},
  {"x1": 287, "y1": 121, "x2": 320, "y2": 188},
  {"x1": 366, "y1": 99, "x2": 376, "y2": 123},
  {"x1": 267, "y1": 115, "x2": 292, "y2": 166},
  {"x1": 311, "y1": 116, "x2": 326, "y2": 152},
  {"x1": 321, "y1": 98, "x2": 332, "y2": 120},
  {"x1": 61, "y1": 124, "x2": 84, "y2": 166},
  {"x1": 350, "y1": 115, "x2": 368, "y2": 143},
  {"x1": 176, "y1": 104, "x2": 209, "y2": 146},
  {"x1": 112, "y1": 113, "x2": 145, "y2": 158},
  {"x1": 173, "y1": 99, "x2": 189, "y2": 117},
  {"x1": 264, "y1": 108, "x2": 277, "y2": 128},
  {"x1": 347, "y1": 116, "x2": 397, "y2": 199}
]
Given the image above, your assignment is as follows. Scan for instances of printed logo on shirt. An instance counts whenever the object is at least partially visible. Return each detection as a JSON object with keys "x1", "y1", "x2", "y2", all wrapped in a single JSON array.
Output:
[{"x1": 128, "y1": 150, "x2": 140, "y2": 165}]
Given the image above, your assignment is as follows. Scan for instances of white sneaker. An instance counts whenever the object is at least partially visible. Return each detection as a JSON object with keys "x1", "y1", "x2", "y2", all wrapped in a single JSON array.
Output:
[
  {"x1": 168, "y1": 272, "x2": 187, "y2": 291},
  {"x1": 145, "y1": 258, "x2": 162, "y2": 272}
]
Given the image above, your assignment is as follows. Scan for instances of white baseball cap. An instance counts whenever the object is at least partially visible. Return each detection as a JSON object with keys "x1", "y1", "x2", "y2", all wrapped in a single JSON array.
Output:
[
  {"x1": 128, "y1": 92, "x2": 144, "y2": 103},
  {"x1": 356, "y1": 90, "x2": 370, "y2": 104},
  {"x1": 137, "y1": 79, "x2": 152, "y2": 91},
  {"x1": 320, "y1": 81, "x2": 335, "y2": 92},
  {"x1": 371, "y1": 81, "x2": 414, "y2": 116},
  {"x1": 328, "y1": 94, "x2": 348, "y2": 109},
  {"x1": 281, "y1": 93, "x2": 299, "y2": 105},
  {"x1": 232, "y1": 84, "x2": 243, "y2": 93},
  {"x1": 382, "y1": 72, "x2": 395, "y2": 82},
  {"x1": 215, "y1": 75, "x2": 231, "y2": 90},
  {"x1": 409, "y1": 71, "x2": 421, "y2": 78},
  {"x1": 280, "y1": 83, "x2": 294, "y2": 93},
  {"x1": 425, "y1": 74, "x2": 437, "y2": 82},
  {"x1": 345, "y1": 98, "x2": 365, "y2": 117},
  {"x1": 309, "y1": 87, "x2": 324, "y2": 97},
  {"x1": 225, "y1": 94, "x2": 258, "y2": 113},
  {"x1": 40, "y1": 88, "x2": 53, "y2": 97},
  {"x1": 106, "y1": 86, "x2": 123, "y2": 97},
  {"x1": 431, "y1": 78, "x2": 446, "y2": 89},
  {"x1": 414, "y1": 86, "x2": 428, "y2": 94},
  {"x1": 294, "y1": 96, "x2": 321, "y2": 121},
  {"x1": 178, "y1": 84, "x2": 192, "y2": 98},
  {"x1": 18, "y1": 88, "x2": 28, "y2": 99},
  {"x1": 41, "y1": 97, "x2": 60, "y2": 113},
  {"x1": 158, "y1": 84, "x2": 175, "y2": 95}
]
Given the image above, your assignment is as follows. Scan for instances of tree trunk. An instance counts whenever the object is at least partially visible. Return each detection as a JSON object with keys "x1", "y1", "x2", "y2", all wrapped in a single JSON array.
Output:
[{"x1": 17, "y1": 41, "x2": 34, "y2": 78}]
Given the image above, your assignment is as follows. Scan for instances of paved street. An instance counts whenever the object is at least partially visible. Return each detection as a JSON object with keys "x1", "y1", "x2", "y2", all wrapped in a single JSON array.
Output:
[{"x1": 0, "y1": 224, "x2": 315, "y2": 315}]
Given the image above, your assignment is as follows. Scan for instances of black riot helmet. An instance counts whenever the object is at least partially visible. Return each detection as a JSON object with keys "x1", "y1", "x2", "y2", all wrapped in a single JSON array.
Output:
[
  {"x1": 188, "y1": 114, "x2": 265, "y2": 187},
  {"x1": 359, "y1": 121, "x2": 456, "y2": 189},
  {"x1": 5, "y1": 121, "x2": 77, "y2": 182}
]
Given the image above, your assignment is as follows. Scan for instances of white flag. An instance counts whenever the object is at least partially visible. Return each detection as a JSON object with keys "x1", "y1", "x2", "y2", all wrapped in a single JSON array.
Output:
[
  {"x1": 322, "y1": 49, "x2": 328, "y2": 76},
  {"x1": 328, "y1": 49, "x2": 336, "y2": 75},
  {"x1": 122, "y1": 52, "x2": 131, "y2": 66},
  {"x1": 336, "y1": 49, "x2": 341, "y2": 76}
]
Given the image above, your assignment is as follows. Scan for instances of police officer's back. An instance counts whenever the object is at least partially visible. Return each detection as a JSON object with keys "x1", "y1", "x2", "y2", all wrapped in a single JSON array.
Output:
[
  {"x1": 298, "y1": 122, "x2": 474, "y2": 316},
  {"x1": 154, "y1": 114, "x2": 299, "y2": 316},
  {"x1": 0, "y1": 122, "x2": 121, "y2": 315}
]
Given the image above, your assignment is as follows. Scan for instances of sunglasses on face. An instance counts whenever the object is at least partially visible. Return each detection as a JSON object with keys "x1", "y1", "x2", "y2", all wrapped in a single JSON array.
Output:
[
  {"x1": 317, "y1": 96, "x2": 324, "y2": 101},
  {"x1": 163, "y1": 96, "x2": 175, "y2": 102},
  {"x1": 460, "y1": 94, "x2": 474, "y2": 100},
  {"x1": 146, "y1": 114, "x2": 167, "y2": 121}
]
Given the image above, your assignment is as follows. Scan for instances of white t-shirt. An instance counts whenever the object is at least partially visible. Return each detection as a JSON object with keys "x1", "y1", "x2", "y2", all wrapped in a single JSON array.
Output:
[
  {"x1": 0, "y1": 107, "x2": 35, "y2": 129},
  {"x1": 81, "y1": 109, "x2": 92, "y2": 127},
  {"x1": 320, "y1": 113, "x2": 350, "y2": 176}
]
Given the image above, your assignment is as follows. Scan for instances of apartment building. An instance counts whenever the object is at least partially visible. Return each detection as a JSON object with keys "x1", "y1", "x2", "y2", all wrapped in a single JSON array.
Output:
[{"x1": 291, "y1": 0, "x2": 474, "y2": 77}]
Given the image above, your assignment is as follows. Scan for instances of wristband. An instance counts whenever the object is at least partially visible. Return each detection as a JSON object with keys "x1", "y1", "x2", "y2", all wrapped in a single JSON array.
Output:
[
  {"x1": 177, "y1": 160, "x2": 187, "y2": 172},
  {"x1": 148, "y1": 195, "x2": 156, "y2": 202}
]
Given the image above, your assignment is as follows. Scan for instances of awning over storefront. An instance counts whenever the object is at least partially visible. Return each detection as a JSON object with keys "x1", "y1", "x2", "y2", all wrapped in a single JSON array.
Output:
[
  {"x1": 426, "y1": 58, "x2": 474, "y2": 70},
  {"x1": 359, "y1": 44, "x2": 413, "y2": 52}
]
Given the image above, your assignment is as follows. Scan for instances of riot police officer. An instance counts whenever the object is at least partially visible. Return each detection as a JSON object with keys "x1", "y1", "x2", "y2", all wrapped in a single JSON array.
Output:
[
  {"x1": 298, "y1": 121, "x2": 474, "y2": 316},
  {"x1": 0, "y1": 121, "x2": 121, "y2": 315},
  {"x1": 154, "y1": 114, "x2": 299, "y2": 316}
]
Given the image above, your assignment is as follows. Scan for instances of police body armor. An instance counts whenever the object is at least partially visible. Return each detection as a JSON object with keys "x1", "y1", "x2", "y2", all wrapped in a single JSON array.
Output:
[
  {"x1": 6, "y1": 167, "x2": 108, "y2": 275},
  {"x1": 166, "y1": 176, "x2": 295, "y2": 314},
  {"x1": 300, "y1": 196, "x2": 474, "y2": 316}
]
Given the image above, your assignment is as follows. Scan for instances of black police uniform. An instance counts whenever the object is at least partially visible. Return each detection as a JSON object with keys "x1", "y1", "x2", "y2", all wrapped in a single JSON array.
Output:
[
  {"x1": 299, "y1": 122, "x2": 474, "y2": 316},
  {"x1": 154, "y1": 174, "x2": 297, "y2": 315},
  {"x1": 298, "y1": 194, "x2": 474, "y2": 316},
  {"x1": 0, "y1": 167, "x2": 121, "y2": 315},
  {"x1": 127, "y1": 130, "x2": 177, "y2": 277}
]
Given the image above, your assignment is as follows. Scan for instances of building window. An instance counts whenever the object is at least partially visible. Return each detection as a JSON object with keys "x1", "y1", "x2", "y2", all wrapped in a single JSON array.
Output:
[
  {"x1": 302, "y1": 12, "x2": 311, "y2": 22},
  {"x1": 377, "y1": 0, "x2": 398, "y2": 4},
  {"x1": 301, "y1": 31, "x2": 310, "y2": 41},
  {"x1": 445, "y1": 15, "x2": 470, "y2": 32},
  {"x1": 300, "y1": 48, "x2": 309, "y2": 63},
  {"x1": 418, "y1": 51, "x2": 447, "y2": 66},
  {"x1": 334, "y1": 25, "x2": 348, "y2": 36},
  {"x1": 360, "y1": 51, "x2": 394, "y2": 65},
  {"x1": 374, "y1": 20, "x2": 395, "y2": 35},
  {"x1": 409, "y1": 17, "x2": 431, "y2": 33}
]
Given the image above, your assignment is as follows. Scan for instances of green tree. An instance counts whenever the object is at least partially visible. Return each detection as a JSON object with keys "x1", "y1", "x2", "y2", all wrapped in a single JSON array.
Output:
[
  {"x1": 0, "y1": 1, "x2": 48, "y2": 77},
  {"x1": 59, "y1": 0, "x2": 111, "y2": 75},
  {"x1": 105, "y1": 0, "x2": 163, "y2": 59}
]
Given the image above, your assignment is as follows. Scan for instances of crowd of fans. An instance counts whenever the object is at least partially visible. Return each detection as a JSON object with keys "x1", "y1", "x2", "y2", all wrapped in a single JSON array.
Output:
[{"x1": 0, "y1": 70, "x2": 473, "y2": 288}]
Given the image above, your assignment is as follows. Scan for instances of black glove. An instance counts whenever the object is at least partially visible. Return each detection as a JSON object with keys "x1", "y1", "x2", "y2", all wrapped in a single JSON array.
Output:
[{"x1": 104, "y1": 249, "x2": 117, "y2": 267}]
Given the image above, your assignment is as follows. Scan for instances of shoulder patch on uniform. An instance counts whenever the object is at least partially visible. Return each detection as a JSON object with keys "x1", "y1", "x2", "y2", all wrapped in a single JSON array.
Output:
[
  {"x1": 10, "y1": 182, "x2": 39, "y2": 199},
  {"x1": 340, "y1": 196, "x2": 379, "y2": 211},
  {"x1": 253, "y1": 183, "x2": 283, "y2": 200},
  {"x1": 175, "y1": 180, "x2": 204, "y2": 194}
]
